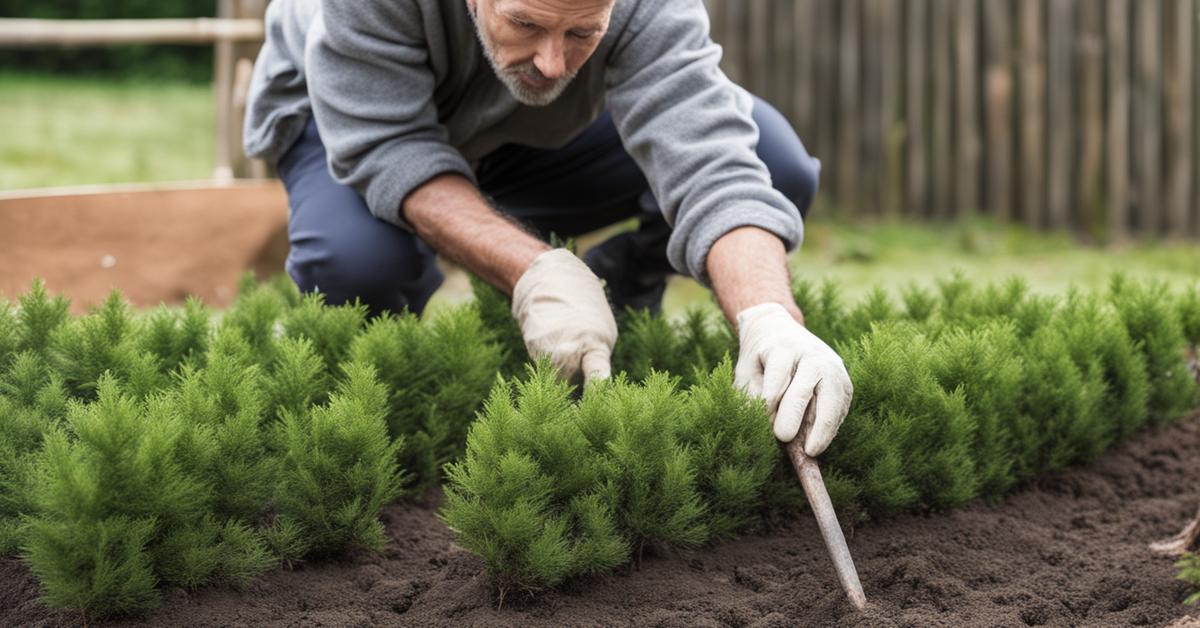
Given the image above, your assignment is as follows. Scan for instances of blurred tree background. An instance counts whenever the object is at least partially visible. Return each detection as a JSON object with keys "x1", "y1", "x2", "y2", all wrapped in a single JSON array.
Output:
[{"x1": 0, "y1": 0, "x2": 216, "y2": 80}]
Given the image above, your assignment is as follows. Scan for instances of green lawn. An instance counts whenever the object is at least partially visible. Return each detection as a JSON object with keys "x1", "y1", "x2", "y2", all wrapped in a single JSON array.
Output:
[
  {"x1": 660, "y1": 215, "x2": 1200, "y2": 314},
  {"x1": 0, "y1": 73, "x2": 213, "y2": 190},
  {"x1": 2, "y1": 73, "x2": 1198, "y2": 313}
]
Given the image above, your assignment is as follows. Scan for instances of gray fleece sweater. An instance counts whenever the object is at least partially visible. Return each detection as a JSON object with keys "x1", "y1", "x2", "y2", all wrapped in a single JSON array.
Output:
[{"x1": 244, "y1": 0, "x2": 804, "y2": 283}]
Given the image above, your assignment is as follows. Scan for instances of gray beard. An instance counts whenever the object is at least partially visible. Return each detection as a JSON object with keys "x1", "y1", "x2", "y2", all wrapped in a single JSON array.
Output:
[{"x1": 469, "y1": 6, "x2": 578, "y2": 106}]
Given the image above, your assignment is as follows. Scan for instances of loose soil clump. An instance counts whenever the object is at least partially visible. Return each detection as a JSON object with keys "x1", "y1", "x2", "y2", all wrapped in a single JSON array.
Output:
[{"x1": 4, "y1": 414, "x2": 1198, "y2": 627}]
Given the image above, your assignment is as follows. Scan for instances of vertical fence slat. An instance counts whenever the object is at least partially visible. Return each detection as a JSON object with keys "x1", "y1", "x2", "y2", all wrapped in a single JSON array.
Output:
[
  {"x1": 1076, "y1": 0, "x2": 1104, "y2": 238},
  {"x1": 213, "y1": 0, "x2": 235, "y2": 182},
  {"x1": 984, "y1": 0, "x2": 1015, "y2": 223},
  {"x1": 955, "y1": 0, "x2": 982, "y2": 217},
  {"x1": 1107, "y1": 0, "x2": 1131, "y2": 241},
  {"x1": 1134, "y1": 0, "x2": 1163, "y2": 236},
  {"x1": 906, "y1": 0, "x2": 930, "y2": 218},
  {"x1": 1019, "y1": 0, "x2": 1045, "y2": 229},
  {"x1": 862, "y1": 0, "x2": 884, "y2": 214},
  {"x1": 837, "y1": 0, "x2": 861, "y2": 213},
  {"x1": 792, "y1": 0, "x2": 818, "y2": 147},
  {"x1": 880, "y1": 0, "x2": 903, "y2": 217},
  {"x1": 772, "y1": 0, "x2": 794, "y2": 123},
  {"x1": 1194, "y1": 0, "x2": 1200, "y2": 237},
  {"x1": 749, "y1": 0, "x2": 771, "y2": 98},
  {"x1": 1165, "y1": 0, "x2": 1194, "y2": 237},
  {"x1": 722, "y1": 0, "x2": 746, "y2": 86},
  {"x1": 930, "y1": 0, "x2": 954, "y2": 219},
  {"x1": 814, "y1": 0, "x2": 839, "y2": 182},
  {"x1": 1046, "y1": 0, "x2": 1072, "y2": 230}
]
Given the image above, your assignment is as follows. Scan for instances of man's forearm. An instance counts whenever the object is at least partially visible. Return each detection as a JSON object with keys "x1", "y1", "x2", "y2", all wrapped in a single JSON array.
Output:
[
  {"x1": 706, "y1": 226, "x2": 804, "y2": 330},
  {"x1": 402, "y1": 173, "x2": 549, "y2": 294}
]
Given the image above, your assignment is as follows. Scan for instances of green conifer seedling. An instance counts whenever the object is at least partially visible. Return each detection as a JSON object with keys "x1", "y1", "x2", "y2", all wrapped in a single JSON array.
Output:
[
  {"x1": 927, "y1": 322, "x2": 1022, "y2": 497},
  {"x1": 137, "y1": 298, "x2": 211, "y2": 375},
  {"x1": 283, "y1": 293, "x2": 368, "y2": 373},
  {"x1": 1177, "y1": 553, "x2": 1200, "y2": 605},
  {"x1": 22, "y1": 376, "x2": 213, "y2": 616},
  {"x1": 578, "y1": 373, "x2": 707, "y2": 556},
  {"x1": 50, "y1": 291, "x2": 164, "y2": 401},
  {"x1": 442, "y1": 362, "x2": 628, "y2": 592},
  {"x1": 15, "y1": 279, "x2": 70, "y2": 358},
  {"x1": 1110, "y1": 277, "x2": 1199, "y2": 423},
  {"x1": 274, "y1": 362, "x2": 405, "y2": 555},
  {"x1": 679, "y1": 359, "x2": 777, "y2": 540},
  {"x1": 349, "y1": 306, "x2": 501, "y2": 487},
  {"x1": 470, "y1": 275, "x2": 529, "y2": 378}
]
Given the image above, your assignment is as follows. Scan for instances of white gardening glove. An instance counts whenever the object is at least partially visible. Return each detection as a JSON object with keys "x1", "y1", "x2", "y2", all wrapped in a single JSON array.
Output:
[
  {"x1": 512, "y1": 248, "x2": 617, "y2": 384},
  {"x1": 735, "y1": 302, "x2": 853, "y2": 456}
]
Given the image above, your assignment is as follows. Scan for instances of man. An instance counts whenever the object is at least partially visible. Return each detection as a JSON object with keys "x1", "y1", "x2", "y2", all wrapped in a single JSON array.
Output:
[{"x1": 244, "y1": 0, "x2": 853, "y2": 457}]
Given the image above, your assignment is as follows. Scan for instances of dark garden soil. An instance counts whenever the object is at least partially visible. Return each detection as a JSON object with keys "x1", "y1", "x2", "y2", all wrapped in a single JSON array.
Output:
[{"x1": 4, "y1": 413, "x2": 1199, "y2": 628}]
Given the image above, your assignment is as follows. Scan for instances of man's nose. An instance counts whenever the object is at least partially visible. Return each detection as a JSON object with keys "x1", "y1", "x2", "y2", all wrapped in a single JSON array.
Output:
[{"x1": 533, "y1": 37, "x2": 567, "y2": 79}]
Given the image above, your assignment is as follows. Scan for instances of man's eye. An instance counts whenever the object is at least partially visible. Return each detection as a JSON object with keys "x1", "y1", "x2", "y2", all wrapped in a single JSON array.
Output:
[
  {"x1": 512, "y1": 19, "x2": 536, "y2": 30},
  {"x1": 568, "y1": 30, "x2": 596, "y2": 39}
]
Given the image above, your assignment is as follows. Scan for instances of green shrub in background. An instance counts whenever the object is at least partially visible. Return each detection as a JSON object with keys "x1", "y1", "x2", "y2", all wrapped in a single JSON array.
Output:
[{"x1": 0, "y1": 0, "x2": 217, "y2": 81}]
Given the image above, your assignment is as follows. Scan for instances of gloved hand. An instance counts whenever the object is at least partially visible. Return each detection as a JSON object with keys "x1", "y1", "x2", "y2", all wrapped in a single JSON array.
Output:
[
  {"x1": 734, "y1": 302, "x2": 853, "y2": 456},
  {"x1": 512, "y1": 248, "x2": 618, "y2": 384}
]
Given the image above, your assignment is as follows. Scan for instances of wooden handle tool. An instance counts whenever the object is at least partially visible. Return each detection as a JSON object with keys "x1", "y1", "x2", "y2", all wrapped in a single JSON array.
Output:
[{"x1": 785, "y1": 440, "x2": 867, "y2": 611}]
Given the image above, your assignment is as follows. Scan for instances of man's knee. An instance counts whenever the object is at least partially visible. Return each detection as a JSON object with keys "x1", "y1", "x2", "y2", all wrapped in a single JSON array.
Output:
[
  {"x1": 772, "y1": 153, "x2": 820, "y2": 220},
  {"x1": 287, "y1": 231, "x2": 443, "y2": 316},
  {"x1": 751, "y1": 96, "x2": 821, "y2": 220}
]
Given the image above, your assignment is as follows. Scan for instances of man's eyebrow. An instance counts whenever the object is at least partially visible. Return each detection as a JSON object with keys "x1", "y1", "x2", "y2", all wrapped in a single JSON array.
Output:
[{"x1": 505, "y1": 9, "x2": 604, "y2": 32}]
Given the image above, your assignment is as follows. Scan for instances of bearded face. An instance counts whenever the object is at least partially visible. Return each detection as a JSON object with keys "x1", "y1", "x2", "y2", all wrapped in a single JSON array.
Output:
[{"x1": 468, "y1": 0, "x2": 614, "y2": 106}]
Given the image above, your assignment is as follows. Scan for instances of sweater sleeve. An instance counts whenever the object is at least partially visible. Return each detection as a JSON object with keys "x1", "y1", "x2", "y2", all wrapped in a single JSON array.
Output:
[
  {"x1": 304, "y1": 2, "x2": 476, "y2": 229},
  {"x1": 604, "y1": 0, "x2": 804, "y2": 285}
]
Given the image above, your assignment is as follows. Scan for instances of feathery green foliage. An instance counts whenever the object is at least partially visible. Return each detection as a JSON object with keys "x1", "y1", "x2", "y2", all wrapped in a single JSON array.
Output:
[
  {"x1": 442, "y1": 363, "x2": 628, "y2": 591},
  {"x1": 348, "y1": 305, "x2": 502, "y2": 488},
  {"x1": 580, "y1": 373, "x2": 707, "y2": 555},
  {"x1": 274, "y1": 362, "x2": 406, "y2": 555},
  {"x1": 470, "y1": 275, "x2": 529, "y2": 378},
  {"x1": 6, "y1": 270, "x2": 1198, "y2": 607},
  {"x1": 680, "y1": 359, "x2": 777, "y2": 539},
  {"x1": 1178, "y1": 553, "x2": 1200, "y2": 606},
  {"x1": 1109, "y1": 276, "x2": 1199, "y2": 422},
  {"x1": 611, "y1": 307, "x2": 735, "y2": 387}
]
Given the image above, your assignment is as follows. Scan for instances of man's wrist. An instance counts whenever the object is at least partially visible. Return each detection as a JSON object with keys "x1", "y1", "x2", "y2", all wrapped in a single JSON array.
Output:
[
  {"x1": 708, "y1": 226, "x2": 805, "y2": 329},
  {"x1": 404, "y1": 173, "x2": 549, "y2": 294}
]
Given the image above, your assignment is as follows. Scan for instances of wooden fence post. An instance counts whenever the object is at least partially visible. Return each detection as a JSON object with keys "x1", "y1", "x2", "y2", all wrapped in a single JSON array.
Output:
[
  {"x1": 956, "y1": 0, "x2": 982, "y2": 217},
  {"x1": 1046, "y1": 0, "x2": 1073, "y2": 230},
  {"x1": 814, "y1": 0, "x2": 839, "y2": 189},
  {"x1": 930, "y1": 0, "x2": 954, "y2": 220},
  {"x1": 837, "y1": 0, "x2": 861, "y2": 214},
  {"x1": 1076, "y1": 0, "x2": 1104, "y2": 240},
  {"x1": 906, "y1": 0, "x2": 930, "y2": 218},
  {"x1": 879, "y1": 0, "x2": 902, "y2": 217},
  {"x1": 984, "y1": 0, "x2": 1015, "y2": 223},
  {"x1": 792, "y1": 0, "x2": 818, "y2": 146},
  {"x1": 1107, "y1": 0, "x2": 1131, "y2": 242},
  {"x1": 213, "y1": 0, "x2": 236, "y2": 182},
  {"x1": 1134, "y1": 0, "x2": 1163, "y2": 236},
  {"x1": 1019, "y1": 0, "x2": 1044, "y2": 229},
  {"x1": 1165, "y1": 0, "x2": 1194, "y2": 238},
  {"x1": 861, "y1": 0, "x2": 884, "y2": 214}
]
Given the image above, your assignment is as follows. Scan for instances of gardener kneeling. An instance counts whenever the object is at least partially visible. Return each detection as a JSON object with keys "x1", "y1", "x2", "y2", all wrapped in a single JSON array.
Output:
[{"x1": 244, "y1": 0, "x2": 853, "y2": 457}]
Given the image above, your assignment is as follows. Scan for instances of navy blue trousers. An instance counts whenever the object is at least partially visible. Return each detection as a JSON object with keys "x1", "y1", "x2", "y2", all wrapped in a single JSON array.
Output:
[{"x1": 277, "y1": 95, "x2": 820, "y2": 317}]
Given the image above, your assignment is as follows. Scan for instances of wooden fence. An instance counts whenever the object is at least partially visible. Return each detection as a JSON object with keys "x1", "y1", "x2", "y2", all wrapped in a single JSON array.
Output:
[
  {"x1": 708, "y1": 0, "x2": 1200, "y2": 240},
  {"x1": 0, "y1": 0, "x2": 269, "y2": 182}
]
